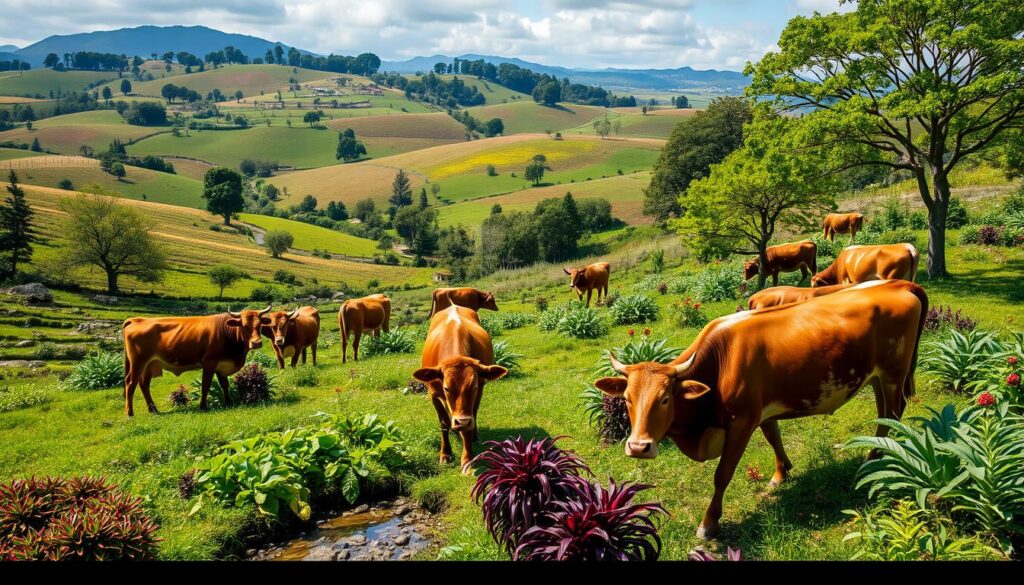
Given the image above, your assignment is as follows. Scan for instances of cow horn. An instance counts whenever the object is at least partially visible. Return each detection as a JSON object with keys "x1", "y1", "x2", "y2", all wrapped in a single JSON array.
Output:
[
  {"x1": 227, "y1": 308, "x2": 241, "y2": 318},
  {"x1": 258, "y1": 305, "x2": 272, "y2": 316},
  {"x1": 671, "y1": 355, "x2": 696, "y2": 378},
  {"x1": 609, "y1": 354, "x2": 628, "y2": 375},
  {"x1": 287, "y1": 307, "x2": 300, "y2": 319}
]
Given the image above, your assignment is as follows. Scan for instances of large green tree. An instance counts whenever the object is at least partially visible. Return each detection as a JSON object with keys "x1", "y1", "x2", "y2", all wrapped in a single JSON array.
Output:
[
  {"x1": 202, "y1": 167, "x2": 244, "y2": 225},
  {"x1": 747, "y1": 0, "x2": 1024, "y2": 278},
  {"x1": 676, "y1": 110, "x2": 838, "y2": 288},
  {"x1": 0, "y1": 171, "x2": 37, "y2": 280},
  {"x1": 643, "y1": 96, "x2": 753, "y2": 224},
  {"x1": 389, "y1": 169, "x2": 414, "y2": 209}
]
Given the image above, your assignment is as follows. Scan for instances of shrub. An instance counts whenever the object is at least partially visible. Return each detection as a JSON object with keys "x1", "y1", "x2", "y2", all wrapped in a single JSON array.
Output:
[
  {"x1": 296, "y1": 283, "x2": 333, "y2": 299},
  {"x1": 946, "y1": 197, "x2": 969, "y2": 229},
  {"x1": 63, "y1": 351, "x2": 123, "y2": 391},
  {"x1": 649, "y1": 249, "x2": 664, "y2": 273},
  {"x1": 168, "y1": 384, "x2": 189, "y2": 407},
  {"x1": 232, "y1": 364, "x2": 275, "y2": 404},
  {"x1": 57, "y1": 179, "x2": 73, "y2": 190},
  {"x1": 361, "y1": 328, "x2": 417, "y2": 357},
  {"x1": 492, "y1": 340, "x2": 523, "y2": 376},
  {"x1": 656, "y1": 282, "x2": 668, "y2": 295},
  {"x1": 470, "y1": 436, "x2": 590, "y2": 554},
  {"x1": 876, "y1": 228, "x2": 918, "y2": 248},
  {"x1": 513, "y1": 478, "x2": 665, "y2": 561},
  {"x1": 273, "y1": 269, "x2": 297, "y2": 285},
  {"x1": 923, "y1": 305, "x2": 977, "y2": 333},
  {"x1": 245, "y1": 350, "x2": 278, "y2": 369},
  {"x1": 539, "y1": 303, "x2": 608, "y2": 339},
  {"x1": 493, "y1": 312, "x2": 536, "y2": 330},
  {"x1": 35, "y1": 343, "x2": 59, "y2": 360},
  {"x1": 843, "y1": 500, "x2": 997, "y2": 560},
  {"x1": 0, "y1": 476, "x2": 159, "y2": 560},
  {"x1": 292, "y1": 365, "x2": 318, "y2": 387},
  {"x1": 669, "y1": 298, "x2": 709, "y2": 329},
  {"x1": 250, "y1": 284, "x2": 276, "y2": 302},
  {"x1": 909, "y1": 211, "x2": 928, "y2": 230},
  {"x1": 479, "y1": 315, "x2": 504, "y2": 338},
  {"x1": 533, "y1": 296, "x2": 549, "y2": 312},
  {"x1": 879, "y1": 197, "x2": 909, "y2": 231},
  {"x1": 608, "y1": 294, "x2": 659, "y2": 325},
  {"x1": 920, "y1": 329, "x2": 1005, "y2": 393},
  {"x1": 680, "y1": 261, "x2": 744, "y2": 302},
  {"x1": 0, "y1": 385, "x2": 51, "y2": 413}
]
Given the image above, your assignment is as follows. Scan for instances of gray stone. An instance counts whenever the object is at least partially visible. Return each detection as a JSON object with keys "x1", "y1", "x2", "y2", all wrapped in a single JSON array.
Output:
[
  {"x1": 91, "y1": 295, "x2": 119, "y2": 305},
  {"x1": 334, "y1": 548, "x2": 350, "y2": 560},
  {"x1": 352, "y1": 504, "x2": 370, "y2": 514},
  {"x1": 398, "y1": 551, "x2": 414, "y2": 561},
  {"x1": 394, "y1": 504, "x2": 413, "y2": 516},
  {"x1": 393, "y1": 533, "x2": 410, "y2": 546},
  {"x1": 344, "y1": 534, "x2": 367, "y2": 547},
  {"x1": 15, "y1": 340, "x2": 34, "y2": 348},
  {"x1": 8, "y1": 283, "x2": 52, "y2": 304},
  {"x1": 28, "y1": 361, "x2": 44, "y2": 368},
  {"x1": 303, "y1": 547, "x2": 337, "y2": 561},
  {"x1": 331, "y1": 292, "x2": 347, "y2": 301},
  {"x1": 76, "y1": 321, "x2": 116, "y2": 334}
]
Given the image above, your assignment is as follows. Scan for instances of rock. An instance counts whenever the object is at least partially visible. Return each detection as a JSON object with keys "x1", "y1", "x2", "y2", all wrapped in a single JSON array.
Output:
[
  {"x1": 351, "y1": 553, "x2": 371, "y2": 561},
  {"x1": 303, "y1": 547, "x2": 337, "y2": 561},
  {"x1": 395, "y1": 504, "x2": 413, "y2": 516},
  {"x1": 331, "y1": 292, "x2": 347, "y2": 301},
  {"x1": 28, "y1": 361, "x2": 45, "y2": 368},
  {"x1": 76, "y1": 321, "x2": 116, "y2": 334},
  {"x1": 334, "y1": 549, "x2": 350, "y2": 560},
  {"x1": 344, "y1": 534, "x2": 367, "y2": 547},
  {"x1": 91, "y1": 295, "x2": 119, "y2": 305},
  {"x1": 246, "y1": 549, "x2": 257, "y2": 557},
  {"x1": 7, "y1": 283, "x2": 52, "y2": 304},
  {"x1": 352, "y1": 504, "x2": 370, "y2": 514},
  {"x1": 393, "y1": 533, "x2": 410, "y2": 546},
  {"x1": 15, "y1": 340, "x2": 34, "y2": 348},
  {"x1": 398, "y1": 551, "x2": 414, "y2": 560}
]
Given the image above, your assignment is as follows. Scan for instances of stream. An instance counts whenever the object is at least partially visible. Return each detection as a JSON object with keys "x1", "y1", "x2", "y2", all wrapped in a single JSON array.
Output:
[{"x1": 249, "y1": 497, "x2": 437, "y2": 561}]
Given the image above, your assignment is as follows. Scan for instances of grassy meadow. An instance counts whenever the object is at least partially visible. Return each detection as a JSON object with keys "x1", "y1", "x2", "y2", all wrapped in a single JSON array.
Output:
[
  {"x1": 0, "y1": 69, "x2": 117, "y2": 97},
  {"x1": 238, "y1": 213, "x2": 381, "y2": 257},
  {"x1": 467, "y1": 101, "x2": 609, "y2": 134},
  {"x1": 0, "y1": 110, "x2": 167, "y2": 154},
  {"x1": 126, "y1": 64, "x2": 337, "y2": 100},
  {"x1": 128, "y1": 125, "x2": 341, "y2": 170}
]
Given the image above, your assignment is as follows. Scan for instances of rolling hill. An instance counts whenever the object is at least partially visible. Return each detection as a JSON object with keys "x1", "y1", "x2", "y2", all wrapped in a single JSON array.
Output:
[
  {"x1": 467, "y1": 101, "x2": 609, "y2": 134},
  {"x1": 126, "y1": 64, "x2": 336, "y2": 100},
  {"x1": 0, "y1": 69, "x2": 117, "y2": 97},
  {"x1": 0, "y1": 110, "x2": 167, "y2": 154},
  {"x1": 324, "y1": 112, "x2": 467, "y2": 157}
]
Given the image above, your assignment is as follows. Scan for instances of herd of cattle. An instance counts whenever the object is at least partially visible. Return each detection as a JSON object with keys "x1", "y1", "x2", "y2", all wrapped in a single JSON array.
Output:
[{"x1": 118, "y1": 210, "x2": 932, "y2": 538}]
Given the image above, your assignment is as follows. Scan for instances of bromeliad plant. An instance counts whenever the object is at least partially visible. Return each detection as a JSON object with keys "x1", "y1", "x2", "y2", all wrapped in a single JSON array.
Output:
[
  {"x1": 62, "y1": 351, "x2": 124, "y2": 391},
  {"x1": 492, "y1": 340, "x2": 524, "y2": 376},
  {"x1": 513, "y1": 477, "x2": 666, "y2": 561},
  {"x1": 608, "y1": 294, "x2": 660, "y2": 325},
  {"x1": 538, "y1": 302, "x2": 609, "y2": 339},
  {"x1": 470, "y1": 436, "x2": 590, "y2": 555},
  {"x1": 361, "y1": 328, "x2": 417, "y2": 357},
  {"x1": 919, "y1": 328, "x2": 1005, "y2": 393}
]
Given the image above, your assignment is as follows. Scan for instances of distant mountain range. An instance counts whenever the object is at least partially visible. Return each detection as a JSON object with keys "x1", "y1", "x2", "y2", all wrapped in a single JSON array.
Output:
[
  {"x1": 6, "y1": 25, "x2": 748, "y2": 93},
  {"x1": 380, "y1": 53, "x2": 749, "y2": 92}
]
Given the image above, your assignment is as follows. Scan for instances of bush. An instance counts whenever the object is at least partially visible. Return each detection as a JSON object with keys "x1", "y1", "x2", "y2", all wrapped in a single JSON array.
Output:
[
  {"x1": 533, "y1": 296, "x2": 549, "y2": 312},
  {"x1": 946, "y1": 197, "x2": 969, "y2": 229},
  {"x1": 843, "y1": 500, "x2": 997, "y2": 560},
  {"x1": 0, "y1": 385, "x2": 51, "y2": 413},
  {"x1": 909, "y1": 211, "x2": 928, "y2": 230},
  {"x1": 920, "y1": 329, "x2": 1005, "y2": 393},
  {"x1": 361, "y1": 329, "x2": 417, "y2": 357},
  {"x1": 273, "y1": 269, "x2": 298, "y2": 285},
  {"x1": 493, "y1": 312, "x2": 536, "y2": 330},
  {"x1": 296, "y1": 283, "x2": 333, "y2": 299},
  {"x1": 63, "y1": 351, "x2": 124, "y2": 391},
  {"x1": 57, "y1": 179, "x2": 73, "y2": 190},
  {"x1": 264, "y1": 230, "x2": 294, "y2": 258},
  {"x1": 649, "y1": 249, "x2": 664, "y2": 273},
  {"x1": 875, "y1": 228, "x2": 919, "y2": 248},
  {"x1": 249, "y1": 284, "x2": 276, "y2": 302},
  {"x1": 492, "y1": 340, "x2": 523, "y2": 376},
  {"x1": 679, "y1": 261, "x2": 745, "y2": 302},
  {"x1": 923, "y1": 305, "x2": 977, "y2": 334},
  {"x1": 35, "y1": 343, "x2": 59, "y2": 360},
  {"x1": 608, "y1": 294, "x2": 659, "y2": 325},
  {"x1": 168, "y1": 384, "x2": 189, "y2": 407},
  {"x1": 232, "y1": 364, "x2": 274, "y2": 404},
  {"x1": 245, "y1": 350, "x2": 278, "y2": 369},
  {"x1": 669, "y1": 298, "x2": 709, "y2": 329},
  {"x1": 292, "y1": 365, "x2": 318, "y2": 387},
  {"x1": 0, "y1": 476, "x2": 159, "y2": 560},
  {"x1": 479, "y1": 315, "x2": 504, "y2": 338},
  {"x1": 539, "y1": 303, "x2": 608, "y2": 339},
  {"x1": 470, "y1": 436, "x2": 590, "y2": 555}
]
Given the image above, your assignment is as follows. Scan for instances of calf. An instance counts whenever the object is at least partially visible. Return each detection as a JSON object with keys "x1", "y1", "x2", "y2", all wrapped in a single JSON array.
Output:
[
  {"x1": 823, "y1": 212, "x2": 864, "y2": 242},
  {"x1": 122, "y1": 306, "x2": 271, "y2": 416},
  {"x1": 261, "y1": 306, "x2": 320, "y2": 369},
  {"x1": 812, "y1": 243, "x2": 919, "y2": 287},
  {"x1": 595, "y1": 280, "x2": 927, "y2": 538},
  {"x1": 564, "y1": 261, "x2": 610, "y2": 307},
  {"x1": 413, "y1": 305, "x2": 508, "y2": 472},
  {"x1": 743, "y1": 241, "x2": 817, "y2": 287},
  {"x1": 747, "y1": 283, "x2": 855, "y2": 310},
  {"x1": 429, "y1": 287, "x2": 499, "y2": 317},
  {"x1": 338, "y1": 294, "x2": 391, "y2": 363}
]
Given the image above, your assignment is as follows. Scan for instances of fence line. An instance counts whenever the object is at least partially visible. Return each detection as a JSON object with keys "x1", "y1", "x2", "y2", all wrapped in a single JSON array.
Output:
[{"x1": 0, "y1": 155, "x2": 99, "y2": 170}]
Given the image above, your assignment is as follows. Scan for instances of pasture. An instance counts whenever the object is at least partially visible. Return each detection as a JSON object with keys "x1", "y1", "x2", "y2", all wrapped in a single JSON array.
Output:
[
  {"x1": 0, "y1": 109, "x2": 167, "y2": 155},
  {"x1": 11, "y1": 165, "x2": 203, "y2": 208},
  {"x1": 569, "y1": 109, "x2": 696, "y2": 140},
  {"x1": 127, "y1": 125, "x2": 340, "y2": 170},
  {"x1": 412, "y1": 74, "x2": 531, "y2": 105},
  {"x1": 0, "y1": 69, "x2": 116, "y2": 97},
  {"x1": 126, "y1": 64, "x2": 337, "y2": 100},
  {"x1": 324, "y1": 112, "x2": 467, "y2": 157},
  {"x1": 0, "y1": 147, "x2": 44, "y2": 161},
  {"x1": 467, "y1": 101, "x2": 609, "y2": 134},
  {"x1": 239, "y1": 213, "x2": 381, "y2": 258}
]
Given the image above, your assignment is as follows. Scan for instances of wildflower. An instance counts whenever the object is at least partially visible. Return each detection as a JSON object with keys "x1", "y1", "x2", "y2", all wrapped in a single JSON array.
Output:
[
  {"x1": 1008, "y1": 373, "x2": 1021, "y2": 387},
  {"x1": 643, "y1": 328, "x2": 651, "y2": 336},
  {"x1": 977, "y1": 392, "x2": 996, "y2": 407},
  {"x1": 1009, "y1": 356, "x2": 1019, "y2": 365},
  {"x1": 628, "y1": 329, "x2": 635, "y2": 337}
]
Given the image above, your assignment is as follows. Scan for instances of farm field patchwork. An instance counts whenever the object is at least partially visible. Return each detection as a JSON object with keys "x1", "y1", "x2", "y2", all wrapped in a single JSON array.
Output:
[
  {"x1": 128, "y1": 125, "x2": 341, "y2": 170},
  {"x1": 0, "y1": 147, "x2": 44, "y2": 161},
  {"x1": 466, "y1": 101, "x2": 609, "y2": 134},
  {"x1": 126, "y1": 64, "x2": 337, "y2": 100},
  {"x1": 0, "y1": 109, "x2": 166, "y2": 154},
  {"x1": 10, "y1": 165, "x2": 203, "y2": 208},
  {"x1": 569, "y1": 109, "x2": 696, "y2": 139},
  {"x1": 239, "y1": 213, "x2": 381, "y2": 258}
]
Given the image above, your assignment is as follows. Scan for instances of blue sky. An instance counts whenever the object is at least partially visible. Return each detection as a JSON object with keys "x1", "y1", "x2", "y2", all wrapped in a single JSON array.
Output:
[{"x1": 0, "y1": 0, "x2": 851, "y2": 70}]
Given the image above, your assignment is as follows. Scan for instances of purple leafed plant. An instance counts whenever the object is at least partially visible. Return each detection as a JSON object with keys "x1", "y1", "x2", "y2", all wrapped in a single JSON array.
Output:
[
  {"x1": 924, "y1": 305, "x2": 977, "y2": 333},
  {"x1": 471, "y1": 436, "x2": 590, "y2": 554},
  {"x1": 688, "y1": 547, "x2": 742, "y2": 561},
  {"x1": 513, "y1": 477, "x2": 666, "y2": 561},
  {"x1": 233, "y1": 363, "x2": 274, "y2": 405}
]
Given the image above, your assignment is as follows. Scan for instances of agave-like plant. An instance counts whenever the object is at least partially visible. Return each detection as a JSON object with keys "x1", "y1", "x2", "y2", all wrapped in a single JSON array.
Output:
[
  {"x1": 470, "y1": 436, "x2": 590, "y2": 555},
  {"x1": 513, "y1": 477, "x2": 666, "y2": 561},
  {"x1": 920, "y1": 329, "x2": 1005, "y2": 393},
  {"x1": 688, "y1": 547, "x2": 742, "y2": 561},
  {"x1": 492, "y1": 340, "x2": 524, "y2": 376}
]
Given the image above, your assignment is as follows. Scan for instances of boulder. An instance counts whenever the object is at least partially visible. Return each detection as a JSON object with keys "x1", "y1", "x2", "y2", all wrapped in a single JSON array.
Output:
[
  {"x1": 91, "y1": 295, "x2": 119, "y2": 305},
  {"x1": 331, "y1": 292, "x2": 347, "y2": 301},
  {"x1": 15, "y1": 340, "x2": 34, "y2": 348},
  {"x1": 7, "y1": 283, "x2": 52, "y2": 304}
]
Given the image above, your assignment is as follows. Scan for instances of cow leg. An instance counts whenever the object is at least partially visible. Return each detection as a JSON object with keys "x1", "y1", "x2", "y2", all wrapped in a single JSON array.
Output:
[
  {"x1": 459, "y1": 429, "x2": 475, "y2": 475},
  {"x1": 216, "y1": 372, "x2": 232, "y2": 407},
  {"x1": 272, "y1": 345, "x2": 285, "y2": 370},
  {"x1": 430, "y1": 392, "x2": 453, "y2": 465},
  {"x1": 139, "y1": 372, "x2": 159, "y2": 414},
  {"x1": 698, "y1": 419, "x2": 757, "y2": 539},
  {"x1": 471, "y1": 384, "x2": 483, "y2": 443},
  {"x1": 311, "y1": 342, "x2": 318, "y2": 366},
  {"x1": 585, "y1": 289, "x2": 592, "y2": 307},
  {"x1": 772, "y1": 271, "x2": 780, "y2": 287},
  {"x1": 868, "y1": 375, "x2": 907, "y2": 459},
  {"x1": 352, "y1": 331, "x2": 362, "y2": 361},
  {"x1": 760, "y1": 420, "x2": 793, "y2": 488},
  {"x1": 799, "y1": 266, "x2": 809, "y2": 283},
  {"x1": 341, "y1": 332, "x2": 348, "y2": 364},
  {"x1": 199, "y1": 368, "x2": 214, "y2": 411},
  {"x1": 301, "y1": 347, "x2": 307, "y2": 365},
  {"x1": 124, "y1": 368, "x2": 139, "y2": 418},
  {"x1": 290, "y1": 351, "x2": 299, "y2": 368}
]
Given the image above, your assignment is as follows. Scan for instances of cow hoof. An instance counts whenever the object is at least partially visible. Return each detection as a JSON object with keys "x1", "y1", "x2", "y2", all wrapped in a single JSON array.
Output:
[
  {"x1": 767, "y1": 478, "x2": 783, "y2": 489},
  {"x1": 439, "y1": 454, "x2": 452, "y2": 465},
  {"x1": 695, "y1": 524, "x2": 718, "y2": 540},
  {"x1": 460, "y1": 461, "x2": 473, "y2": 476}
]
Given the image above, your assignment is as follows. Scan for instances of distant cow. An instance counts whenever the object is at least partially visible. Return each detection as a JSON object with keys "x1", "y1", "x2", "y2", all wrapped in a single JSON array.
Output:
[
  {"x1": 595, "y1": 280, "x2": 927, "y2": 538},
  {"x1": 812, "y1": 243, "x2": 919, "y2": 287},
  {"x1": 429, "y1": 287, "x2": 499, "y2": 317},
  {"x1": 743, "y1": 241, "x2": 817, "y2": 287},
  {"x1": 122, "y1": 306, "x2": 271, "y2": 417},
  {"x1": 261, "y1": 306, "x2": 320, "y2": 369},
  {"x1": 823, "y1": 212, "x2": 864, "y2": 242},
  {"x1": 338, "y1": 294, "x2": 391, "y2": 363},
  {"x1": 413, "y1": 305, "x2": 508, "y2": 472},
  {"x1": 747, "y1": 283, "x2": 855, "y2": 310},
  {"x1": 564, "y1": 262, "x2": 610, "y2": 307}
]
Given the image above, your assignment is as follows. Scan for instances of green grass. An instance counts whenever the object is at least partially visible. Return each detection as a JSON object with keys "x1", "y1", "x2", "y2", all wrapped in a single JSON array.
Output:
[
  {"x1": 0, "y1": 109, "x2": 167, "y2": 155},
  {"x1": 0, "y1": 147, "x2": 43, "y2": 161},
  {"x1": 405, "y1": 74, "x2": 531, "y2": 105},
  {"x1": 0, "y1": 69, "x2": 117, "y2": 98},
  {"x1": 568, "y1": 110, "x2": 694, "y2": 140},
  {"x1": 14, "y1": 166, "x2": 203, "y2": 208},
  {"x1": 128, "y1": 125, "x2": 340, "y2": 170},
  {"x1": 239, "y1": 213, "x2": 380, "y2": 257},
  {"x1": 126, "y1": 64, "x2": 337, "y2": 100},
  {"x1": 467, "y1": 101, "x2": 609, "y2": 134}
]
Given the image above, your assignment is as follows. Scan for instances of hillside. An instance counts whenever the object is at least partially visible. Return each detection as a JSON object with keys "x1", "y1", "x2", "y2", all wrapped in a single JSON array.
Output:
[
  {"x1": 466, "y1": 101, "x2": 609, "y2": 134},
  {"x1": 0, "y1": 69, "x2": 117, "y2": 97},
  {"x1": 126, "y1": 64, "x2": 336, "y2": 100},
  {"x1": 128, "y1": 125, "x2": 342, "y2": 170},
  {"x1": 0, "y1": 109, "x2": 166, "y2": 154},
  {"x1": 324, "y1": 112, "x2": 468, "y2": 157}
]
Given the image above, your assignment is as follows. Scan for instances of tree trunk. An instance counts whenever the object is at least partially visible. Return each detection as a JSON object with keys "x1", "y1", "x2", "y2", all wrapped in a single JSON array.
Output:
[
  {"x1": 223, "y1": 214, "x2": 231, "y2": 226},
  {"x1": 756, "y1": 246, "x2": 770, "y2": 290},
  {"x1": 927, "y1": 172, "x2": 951, "y2": 279},
  {"x1": 106, "y1": 271, "x2": 119, "y2": 295}
]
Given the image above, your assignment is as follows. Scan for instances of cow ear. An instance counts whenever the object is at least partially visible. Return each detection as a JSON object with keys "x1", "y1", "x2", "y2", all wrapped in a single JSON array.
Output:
[
  {"x1": 563, "y1": 267, "x2": 572, "y2": 275},
  {"x1": 412, "y1": 367, "x2": 443, "y2": 383},
  {"x1": 226, "y1": 318, "x2": 242, "y2": 328},
  {"x1": 679, "y1": 380, "x2": 712, "y2": 400},
  {"x1": 595, "y1": 377, "x2": 627, "y2": 397},
  {"x1": 479, "y1": 364, "x2": 508, "y2": 381}
]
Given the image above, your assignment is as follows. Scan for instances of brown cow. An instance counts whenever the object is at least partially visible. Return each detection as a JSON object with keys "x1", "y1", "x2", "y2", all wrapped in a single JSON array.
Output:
[
  {"x1": 261, "y1": 306, "x2": 320, "y2": 369},
  {"x1": 564, "y1": 261, "x2": 610, "y2": 307},
  {"x1": 338, "y1": 294, "x2": 391, "y2": 363},
  {"x1": 122, "y1": 306, "x2": 272, "y2": 417},
  {"x1": 743, "y1": 241, "x2": 817, "y2": 287},
  {"x1": 413, "y1": 305, "x2": 508, "y2": 472},
  {"x1": 595, "y1": 280, "x2": 927, "y2": 538},
  {"x1": 747, "y1": 283, "x2": 855, "y2": 310},
  {"x1": 822, "y1": 212, "x2": 864, "y2": 242},
  {"x1": 429, "y1": 287, "x2": 499, "y2": 317},
  {"x1": 811, "y1": 243, "x2": 919, "y2": 287}
]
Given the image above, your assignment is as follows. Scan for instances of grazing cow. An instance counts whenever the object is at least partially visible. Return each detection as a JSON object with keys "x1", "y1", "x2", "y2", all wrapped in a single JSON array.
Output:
[
  {"x1": 595, "y1": 280, "x2": 927, "y2": 538},
  {"x1": 747, "y1": 283, "x2": 856, "y2": 310},
  {"x1": 564, "y1": 262, "x2": 610, "y2": 307},
  {"x1": 429, "y1": 287, "x2": 499, "y2": 317},
  {"x1": 822, "y1": 212, "x2": 864, "y2": 242},
  {"x1": 812, "y1": 243, "x2": 919, "y2": 287},
  {"x1": 122, "y1": 306, "x2": 272, "y2": 417},
  {"x1": 338, "y1": 294, "x2": 391, "y2": 363},
  {"x1": 743, "y1": 241, "x2": 818, "y2": 287},
  {"x1": 261, "y1": 306, "x2": 320, "y2": 369},
  {"x1": 413, "y1": 305, "x2": 508, "y2": 471}
]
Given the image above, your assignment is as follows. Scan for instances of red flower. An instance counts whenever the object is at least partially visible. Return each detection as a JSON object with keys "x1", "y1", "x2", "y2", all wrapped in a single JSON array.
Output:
[
  {"x1": 694, "y1": 303, "x2": 702, "y2": 310},
  {"x1": 628, "y1": 329, "x2": 635, "y2": 337},
  {"x1": 1009, "y1": 356, "x2": 1019, "y2": 365},
  {"x1": 643, "y1": 328, "x2": 651, "y2": 337},
  {"x1": 977, "y1": 392, "x2": 996, "y2": 407},
  {"x1": 1008, "y1": 373, "x2": 1021, "y2": 387}
]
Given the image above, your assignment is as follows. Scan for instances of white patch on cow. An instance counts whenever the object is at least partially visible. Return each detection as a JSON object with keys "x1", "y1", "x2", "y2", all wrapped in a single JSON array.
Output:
[
  {"x1": 853, "y1": 251, "x2": 865, "y2": 274},
  {"x1": 445, "y1": 304, "x2": 461, "y2": 325},
  {"x1": 904, "y1": 243, "x2": 916, "y2": 256},
  {"x1": 760, "y1": 401, "x2": 790, "y2": 423},
  {"x1": 809, "y1": 368, "x2": 875, "y2": 415},
  {"x1": 715, "y1": 310, "x2": 751, "y2": 330},
  {"x1": 851, "y1": 280, "x2": 886, "y2": 291}
]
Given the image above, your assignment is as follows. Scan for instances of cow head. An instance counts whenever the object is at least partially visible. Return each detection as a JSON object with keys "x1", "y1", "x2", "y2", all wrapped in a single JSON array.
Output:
[
  {"x1": 563, "y1": 267, "x2": 585, "y2": 293},
  {"x1": 264, "y1": 308, "x2": 300, "y2": 347},
  {"x1": 743, "y1": 258, "x2": 760, "y2": 281},
  {"x1": 413, "y1": 357, "x2": 508, "y2": 432},
  {"x1": 226, "y1": 305, "x2": 272, "y2": 350},
  {"x1": 595, "y1": 355, "x2": 712, "y2": 459},
  {"x1": 479, "y1": 290, "x2": 499, "y2": 312}
]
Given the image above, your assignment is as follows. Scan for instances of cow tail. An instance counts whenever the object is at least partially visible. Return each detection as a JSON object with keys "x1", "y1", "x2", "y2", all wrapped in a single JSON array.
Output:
[
  {"x1": 905, "y1": 283, "x2": 929, "y2": 399},
  {"x1": 339, "y1": 301, "x2": 348, "y2": 341},
  {"x1": 909, "y1": 245, "x2": 921, "y2": 282},
  {"x1": 428, "y1": 293, "x2": 436, "y2": 318}
]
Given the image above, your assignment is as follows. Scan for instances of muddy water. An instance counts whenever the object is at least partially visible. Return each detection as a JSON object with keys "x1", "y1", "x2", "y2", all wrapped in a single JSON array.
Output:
[{"x1": 251, "y1": 498, "x2": 434, "y2": 561}]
